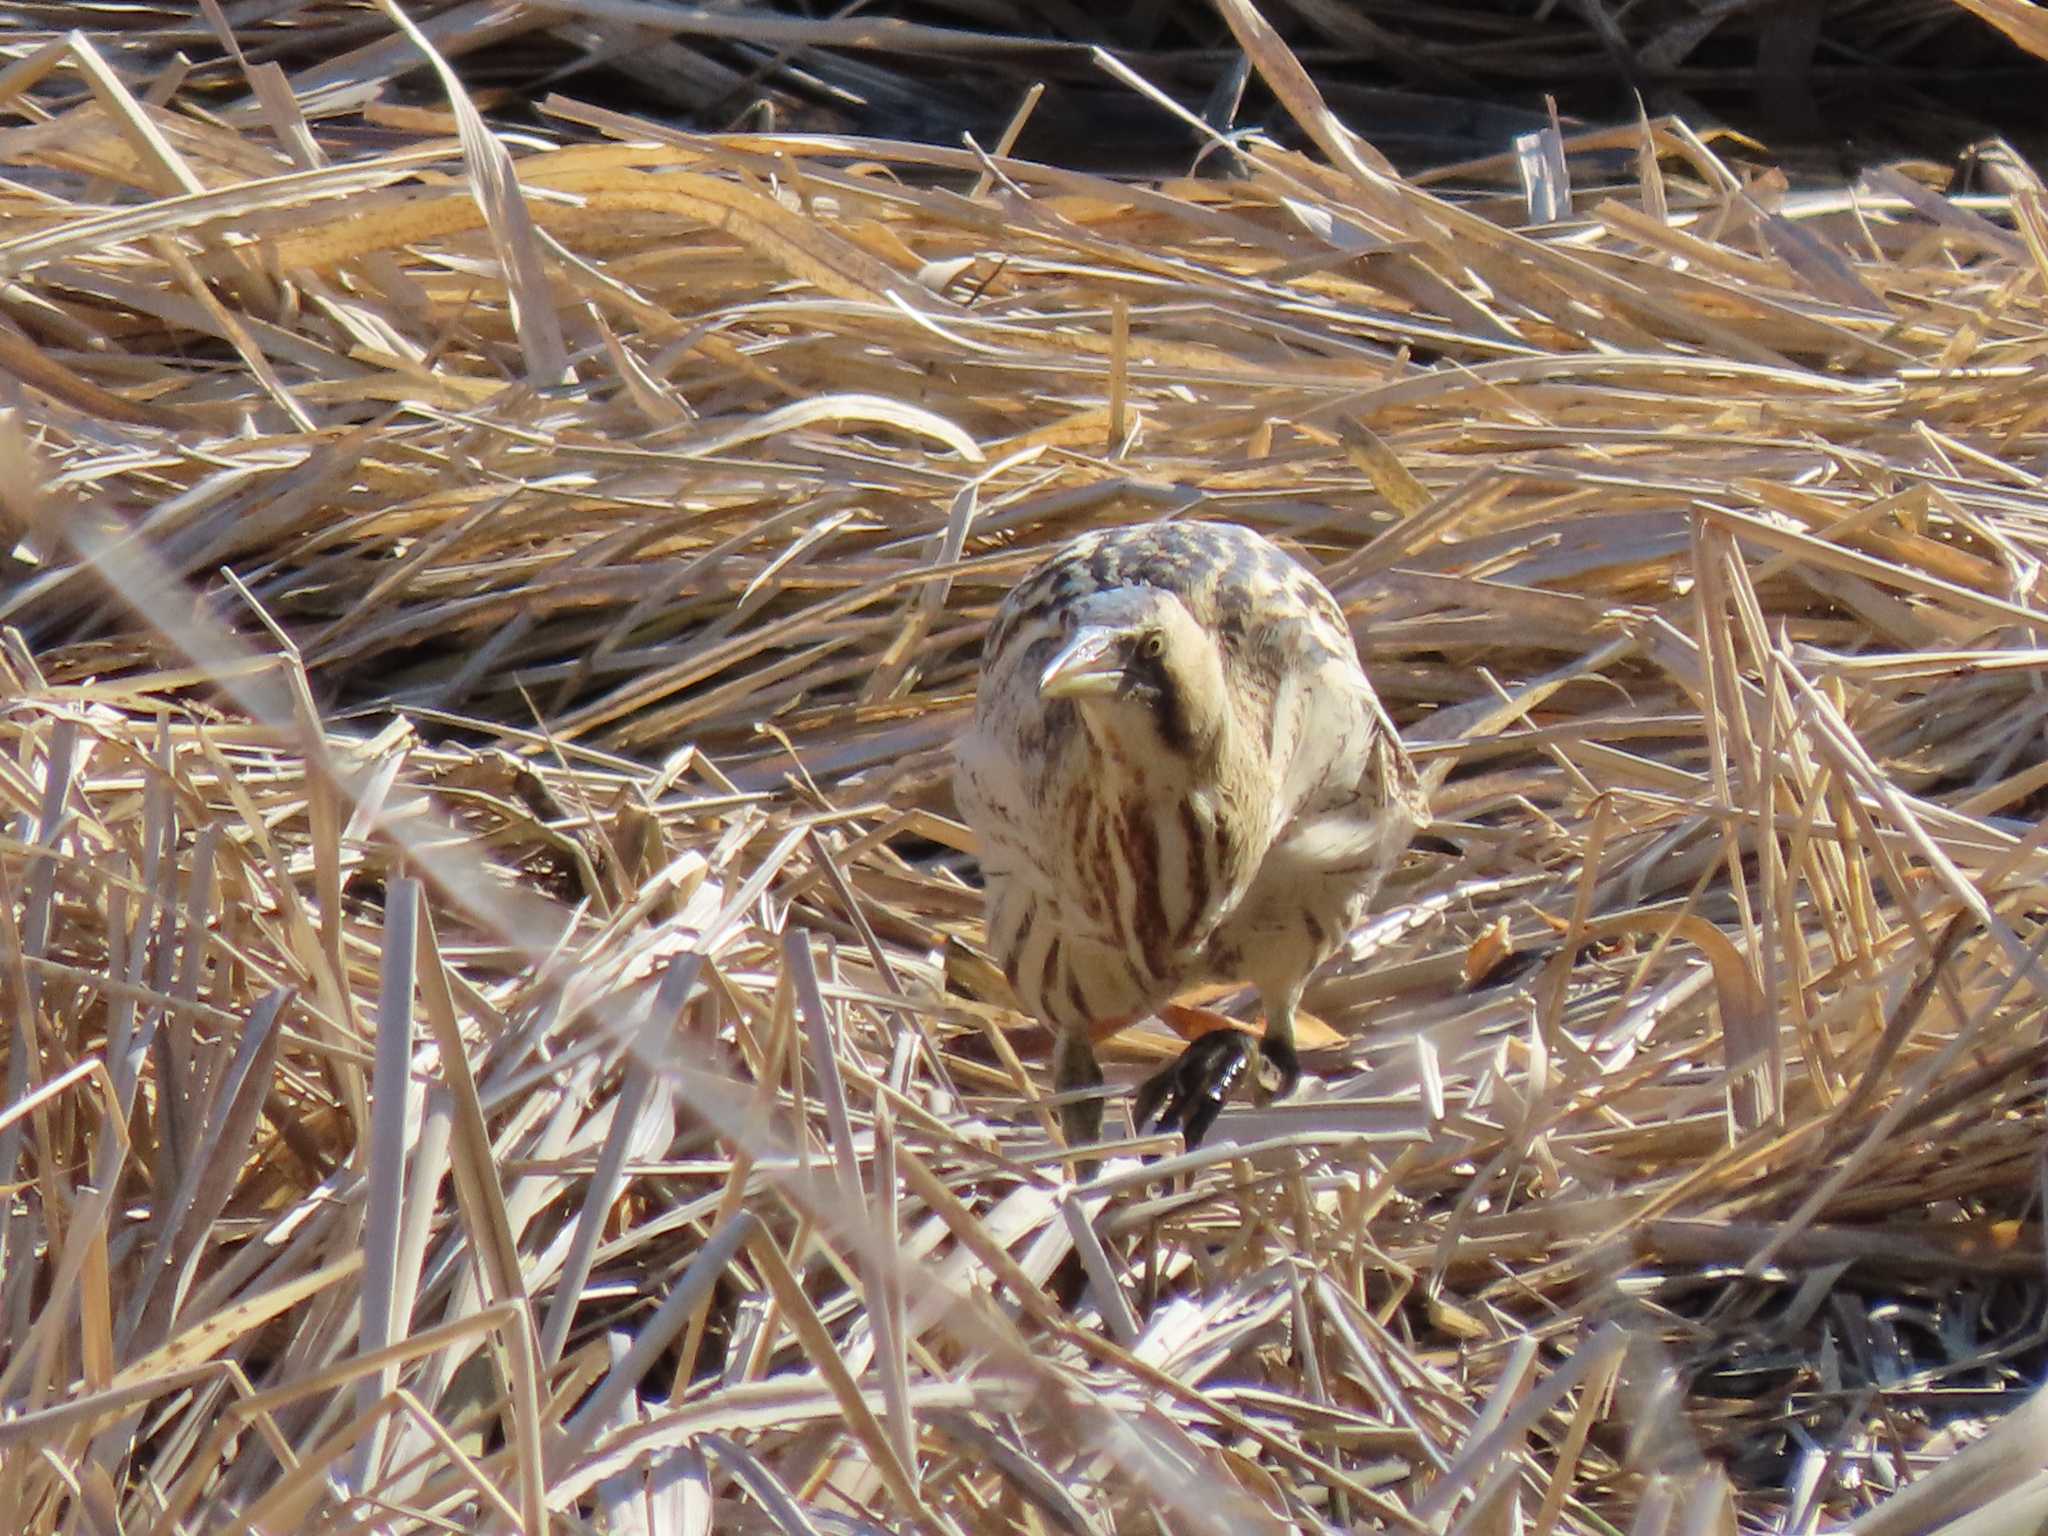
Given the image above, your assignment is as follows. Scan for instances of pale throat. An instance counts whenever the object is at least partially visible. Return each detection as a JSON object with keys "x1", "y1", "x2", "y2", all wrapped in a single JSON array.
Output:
[{"x1": 1073, "y1": 673, "x2": 1232, "y2": 792}]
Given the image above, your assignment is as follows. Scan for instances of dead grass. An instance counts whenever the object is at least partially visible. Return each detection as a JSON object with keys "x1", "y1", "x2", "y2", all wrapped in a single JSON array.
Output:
[{"x1": 5, "y1": 7, "x2": 2048, "y2": 1534}]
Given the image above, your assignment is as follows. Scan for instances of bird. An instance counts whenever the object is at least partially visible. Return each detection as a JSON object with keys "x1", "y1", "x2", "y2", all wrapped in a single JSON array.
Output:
[{"x1": 954, "y1": 519, "x2": 1427, "y2": 1151}]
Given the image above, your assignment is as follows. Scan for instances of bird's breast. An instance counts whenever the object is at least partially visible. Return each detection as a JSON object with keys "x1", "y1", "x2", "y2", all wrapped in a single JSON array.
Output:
[{"x1": 1051, "y1": 779, "x2": 1247, "y2": 984}]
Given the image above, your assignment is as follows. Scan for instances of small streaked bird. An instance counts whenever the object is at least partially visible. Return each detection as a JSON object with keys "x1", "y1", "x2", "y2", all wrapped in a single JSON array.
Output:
[{"x1": 955, "y1": 520, "x2": 1427, "y2": 1150}]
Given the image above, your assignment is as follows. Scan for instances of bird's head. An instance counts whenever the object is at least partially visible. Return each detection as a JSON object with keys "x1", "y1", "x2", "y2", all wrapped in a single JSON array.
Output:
[{"x1": 1036, "y1": 588, "x2": 1224, "y2": 759}]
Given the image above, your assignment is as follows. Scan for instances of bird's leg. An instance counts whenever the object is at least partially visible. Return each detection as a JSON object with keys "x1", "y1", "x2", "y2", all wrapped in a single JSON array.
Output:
[
  {"x1": 1052, "y1": 1025, "x2": 1105, "y2": 1150},
  {"x1": 1255, "y1": 980, "x2": 1304, "y2": 1105},
  {"x1": 1133, "y1": 983, "x2": 1305, "y2": 1148}
]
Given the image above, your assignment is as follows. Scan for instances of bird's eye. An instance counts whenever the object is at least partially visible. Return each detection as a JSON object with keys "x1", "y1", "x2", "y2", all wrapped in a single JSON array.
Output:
[{"x1": 1139, "y1": 632, "x2": 1165, "y2": 660}]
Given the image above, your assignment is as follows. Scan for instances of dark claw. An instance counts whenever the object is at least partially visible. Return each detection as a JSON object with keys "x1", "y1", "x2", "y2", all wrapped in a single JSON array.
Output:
[
  {"x1": 1133, "y1": 1030, "x2": 1256, "y2": 1148},
  {"x1": 1134, "y1": 1032, "x2": 1305, "y2": 1149},
  {"x1": 1259, "y1": 1033, "x2": 1301, "y2": 1103}
]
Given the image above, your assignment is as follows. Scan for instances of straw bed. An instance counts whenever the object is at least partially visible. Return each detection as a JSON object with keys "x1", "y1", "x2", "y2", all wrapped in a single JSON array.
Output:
[{"x1": 5, "y1": 9, "x2": 2048, "y2": 1534}]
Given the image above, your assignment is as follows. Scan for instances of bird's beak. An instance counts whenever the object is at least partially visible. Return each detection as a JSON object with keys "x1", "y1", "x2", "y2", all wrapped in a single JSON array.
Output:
[{"x1": 1039, "y1": 627, "x2": 1125, "y2": 699}]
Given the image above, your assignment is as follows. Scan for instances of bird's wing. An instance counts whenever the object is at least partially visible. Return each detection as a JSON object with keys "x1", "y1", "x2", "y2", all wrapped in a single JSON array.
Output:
[
  {"x1": 1268, "y1": 655, "x2": 1425, "y2": 871},
  {"x1": 953, "y1": 726, "x2": 1031, "y2": 859}
]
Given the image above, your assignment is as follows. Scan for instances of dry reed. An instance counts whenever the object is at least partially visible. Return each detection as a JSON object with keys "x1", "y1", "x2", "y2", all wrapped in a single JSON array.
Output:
[{"x1": 4, "y1": 5, "x2": 2048, "y2": 1534}]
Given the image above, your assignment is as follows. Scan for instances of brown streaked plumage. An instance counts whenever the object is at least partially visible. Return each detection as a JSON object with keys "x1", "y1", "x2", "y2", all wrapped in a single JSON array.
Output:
[{"x1": 955, "y1": 520, "x2": 1427, "y2": 1150}]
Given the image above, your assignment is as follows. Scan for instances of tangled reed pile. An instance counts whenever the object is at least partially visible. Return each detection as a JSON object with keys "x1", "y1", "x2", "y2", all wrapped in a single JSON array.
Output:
[{"x1": 5, "y1": 4, "x2": 2048, "y2": 1531}]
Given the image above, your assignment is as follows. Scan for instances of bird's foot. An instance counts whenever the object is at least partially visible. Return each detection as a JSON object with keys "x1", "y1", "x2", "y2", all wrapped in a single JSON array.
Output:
[{"x1": 1133, "y1": 1033, "x2": 1300, "y2": 1148}]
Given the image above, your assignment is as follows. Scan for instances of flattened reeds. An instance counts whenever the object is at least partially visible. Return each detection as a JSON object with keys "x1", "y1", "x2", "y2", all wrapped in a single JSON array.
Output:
[{"x1": 3, "y1": 14, "x2": 2048, "y2": 1535}]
